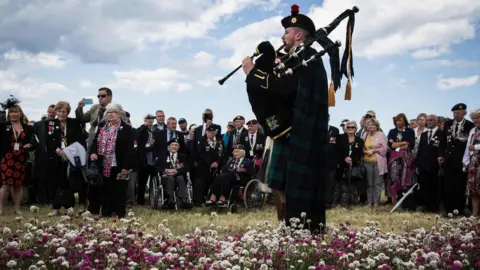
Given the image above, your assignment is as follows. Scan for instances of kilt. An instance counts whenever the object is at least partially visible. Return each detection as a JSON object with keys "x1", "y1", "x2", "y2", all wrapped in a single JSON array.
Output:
[{"x1": 267, "y1": 139, "x2": 289, "y2": 191}]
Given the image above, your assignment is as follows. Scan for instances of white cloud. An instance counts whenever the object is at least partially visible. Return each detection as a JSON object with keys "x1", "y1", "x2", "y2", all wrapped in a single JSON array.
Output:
[
  {"x1": 411, "y1": 45, "x2": 451, "y2": 59},
  {"x1": 307, "y1": 0, "x2": 480, "y2": 59},
  {"x1": 197, "y1": 80, "x2": 214, "y2": 87},
  {"x1": 0, "y1": 0, "x2": 281, "y2": 63},
  {"x1": 217, "y1": 16, "x2": 283, "y2": 70},
  {"x1": 436, "y1": 74, "x2": 479, "y2": 90},
  {"x1": 110, "y1": 68, "x2": 192, "y2": 94},
  {"x1": 381, "y1": 63, "x2": 396, "y2": 73},
  {"x1": 3, "y1": 49, "x2": 67, "y2": 68},
  {"x1": 191, "y1": 51, "x2": 215, "y2": 68},
  {"x1": 418, "y1": 59, "x2": 480, "y2": 68},
  {"x1": 79, "y1": 79, "x2": 93, "y2": 88}
]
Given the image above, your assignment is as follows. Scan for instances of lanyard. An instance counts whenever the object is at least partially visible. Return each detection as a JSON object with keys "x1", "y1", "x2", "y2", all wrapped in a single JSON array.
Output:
[{"x1": 13, "y1": 127, "x2": 21, "y2": 142}]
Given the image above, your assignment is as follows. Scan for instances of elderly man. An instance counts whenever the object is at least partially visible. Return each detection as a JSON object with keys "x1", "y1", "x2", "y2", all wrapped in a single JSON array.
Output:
[
  {"x1": 415, "y1": 115, "x2": 443, "y2": 212},
  {"x1": 440, "y1": 103, "x2": 475, "y2": 216}
]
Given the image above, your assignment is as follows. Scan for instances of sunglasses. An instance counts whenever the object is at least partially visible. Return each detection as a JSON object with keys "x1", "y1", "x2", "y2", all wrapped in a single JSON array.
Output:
[
  {"x1": 97, "y1": 94, "x2": 107, "y2": 98},
  {"x1": 346, "y1": 126, "x2": 355, "y2": 129}
]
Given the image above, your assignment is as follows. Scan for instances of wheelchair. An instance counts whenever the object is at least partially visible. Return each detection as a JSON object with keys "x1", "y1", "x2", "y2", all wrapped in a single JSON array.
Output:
[
  {"x1": 205, "y1": 167, "x2": 267, "y2": 214},
  {"x1": 149, "y1": 172, "x2": 194, "y2": 210}
]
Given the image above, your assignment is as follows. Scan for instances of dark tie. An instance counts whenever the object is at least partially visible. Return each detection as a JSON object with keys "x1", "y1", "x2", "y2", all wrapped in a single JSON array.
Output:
[
  {"x1": 169, "y1": 131, "x2": 173, "y2": 140},
  {"x1": 250, "y1": 134, "x2": 254, "y2": 145},
  {"x1": 428, "y1": 130, "x2": 432, "y2": 143},
  {"x1": 454, "y1": 122, "x2": 460, "y2": 135}
]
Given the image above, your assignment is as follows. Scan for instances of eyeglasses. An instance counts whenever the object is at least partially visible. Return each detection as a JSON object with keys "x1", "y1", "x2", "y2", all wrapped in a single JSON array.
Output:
[
  {"x1": 346, "y1": 126, "x2": 355, "y2": 129},
  {"x1": 97, "y1": 95, "x2": 107, "y2": 98}
]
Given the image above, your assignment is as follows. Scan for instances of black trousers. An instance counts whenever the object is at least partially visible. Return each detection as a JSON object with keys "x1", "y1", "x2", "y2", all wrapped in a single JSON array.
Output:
[
  {"x1": 210, "y1": 173, "x2": 234, "y2": 199},
  {"x1": 418, "y1": 171, "x2": 440, "y2": 212},
  {"x1": 325, "y1": 169, "x2": 339, "y2": 207},
  {"x1": 88, "y1": 167, "x2": 128, "y2": 218},
  {"x1": 52, "y1": 188, "x2": 75, "y2": 210},
  {"x1": 443, "y1": 165, "x2": 467, "y2": 214},
  {"x1": 194, "y1": 167, "x2": 215, "y2": 204},
  {"x1": 164, "y1": 175, "x2": 186, "y2": 201},
  {"x1": 137, "y1": 165, "x2": 156, "y2": 205}
]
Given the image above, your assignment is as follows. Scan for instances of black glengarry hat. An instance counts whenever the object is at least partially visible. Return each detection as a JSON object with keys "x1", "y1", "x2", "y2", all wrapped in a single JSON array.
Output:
[{"x1": 281, "y1": 4, "x2": 316, "y2": 36}]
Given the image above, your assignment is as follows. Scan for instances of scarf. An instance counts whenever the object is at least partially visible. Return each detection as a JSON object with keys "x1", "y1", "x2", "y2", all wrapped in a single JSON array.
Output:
[{"x1": 97, "y1": 122, "x2": 120, "y2": 177}]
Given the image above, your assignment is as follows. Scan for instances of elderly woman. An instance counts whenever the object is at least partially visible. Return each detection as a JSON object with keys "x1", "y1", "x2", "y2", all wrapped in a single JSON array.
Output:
[
  {"x1": 45, "y1": 101, "x2": 86, "y2": 215},
  {"x1": 0, "y1": 101, "x2": 36, "y2": 215},
  {"x1": 387, "y1": 113, "x2": 415, "y2": 208},
  {"x1": 362, "y1": 118, "x2": 388, "y2": 211},
  {"x1": 335, "y1": 120, "x2": 364, "y2": 206},
  {"x1": 206, "y1": 144, "x2": 253, "y2": 206},
  {"x1": 88, "y1": 104, "x2": 134, "y2": 218},
  {"x1": 463, "y1": 108, "x2": 480, "y2": 219}
]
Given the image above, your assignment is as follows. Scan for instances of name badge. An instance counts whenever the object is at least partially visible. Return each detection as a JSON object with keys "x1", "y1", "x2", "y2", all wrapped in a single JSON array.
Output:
[
  {"x1": 250, "y1": 150, "x2": 254, "y2": 156},
  {"x1": 14, "y1": 143, "x2": 20, "y2": 151}
]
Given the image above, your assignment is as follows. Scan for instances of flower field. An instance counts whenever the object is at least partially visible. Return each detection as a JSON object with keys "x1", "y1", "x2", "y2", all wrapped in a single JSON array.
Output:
[{"x1": 0, "y1": 205, "x2": 479, "y2": 269}]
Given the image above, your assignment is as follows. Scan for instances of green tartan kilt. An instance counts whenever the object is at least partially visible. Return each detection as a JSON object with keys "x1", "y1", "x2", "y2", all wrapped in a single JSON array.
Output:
[{"x1": 267, "y1": 139, "x2": 289, "y2": 191}]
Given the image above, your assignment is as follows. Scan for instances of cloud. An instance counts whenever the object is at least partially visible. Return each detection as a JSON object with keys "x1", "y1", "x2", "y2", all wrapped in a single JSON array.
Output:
[
  {"x1": 381, "y1": 63, "x2": 396, "y2": 73},
  {"x1": 417, "y1": 59, "x2": 480, "y2": 68},
  {"x1": 191, "y1": 51, "x2": 215, "y2": 68},
  {"x1": 217, "y1": 16, "x2": 283, "y2": 70},
  {"x1": 411, "y1": 45, "x2": 451, "y2": 59},
  {"x1": 436, "y1": 74, "x2": 479, "y2": 90},
  {"x1": 307, "y1": 0, "x2": 480, "y2": 59},
  {"x1": 0, "y1": 69, "x2": 71, "y2": 99},
  {"x1": 0, "y1": 0, "x2": 281, "y2": 63},
  {"x1": 3, "y1": 49, "x2": 67, "y2": 68},
  {"x1": 79, "y1": 79, "x2": 93, "y2": 88},
  {"x1": 109, "y1": 68, "x2": 192, "y2": 94}
]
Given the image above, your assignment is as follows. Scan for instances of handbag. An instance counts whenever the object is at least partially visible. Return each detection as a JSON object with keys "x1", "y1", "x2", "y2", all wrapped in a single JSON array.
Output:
[
  {"x1": 344, "y1": 162, "x2": 366, "y2": 180},
  {"x1": 85, "y1": 161, "x2": 103, "y2": 187}
]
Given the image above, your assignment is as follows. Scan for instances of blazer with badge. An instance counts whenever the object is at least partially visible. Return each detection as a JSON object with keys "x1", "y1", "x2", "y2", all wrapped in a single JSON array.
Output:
[
  {"x1": 221, "y1": 157, "x2": 253, "y2": 185},
  {"x1": 239, "y1": 131, "x2": 266, "y2": 159},
  {"x1": 441, "y1": 119, "x2": 474, "y2": 168},
  {"x1": 416, "y1": 128, "x2": 444, "y2": 174},
  {"x1": 157, "y1": 152, "x2": 189, "y2": 177},
  {"x1": 326, "y1": 126, "x2": 340, "y2": 170},
  {"x1": 136, "y1": 124, "x2": 156, "y2": 168},
  {"x1": 193, "y1": 137, "x2": 225, "y2": 177}
]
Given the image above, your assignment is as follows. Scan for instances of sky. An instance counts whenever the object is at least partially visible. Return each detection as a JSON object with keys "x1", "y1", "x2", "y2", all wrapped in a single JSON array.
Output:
[{"x1": 0, "y1": 0, "x2": 479, "y2": 131}]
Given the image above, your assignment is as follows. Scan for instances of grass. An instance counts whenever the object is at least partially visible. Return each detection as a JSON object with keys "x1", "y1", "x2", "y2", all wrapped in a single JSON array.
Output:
[{"x1": 0, "y1": 203, "x2": 441, "y2": 236}]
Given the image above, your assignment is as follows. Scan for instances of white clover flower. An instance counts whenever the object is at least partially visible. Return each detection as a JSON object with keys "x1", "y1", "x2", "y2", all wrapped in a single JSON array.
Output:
[
  {"x1": 6, "y1": 241, "x2": 19, "y2": 250},
  {"x1": 61, "y1": 261, "x2": 69, "y2": 268},
  {"x1": 30, "y1": 205, "x2": 40, "y2": 213},
  {"x1": 6, "y1": 260, "x2": 17, "y2": 268},
  {"x1": 2, "y1": 227, "x2": 11, "y2": 234},
  {"x1": 56, "y1": 247, "x2": 67, "y2": 255}
]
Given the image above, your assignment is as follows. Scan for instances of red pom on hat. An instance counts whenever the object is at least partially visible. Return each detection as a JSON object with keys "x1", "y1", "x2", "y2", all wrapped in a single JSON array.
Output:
[{"x1": 291, "y1": 4, "x2": 299, "y2": 15}]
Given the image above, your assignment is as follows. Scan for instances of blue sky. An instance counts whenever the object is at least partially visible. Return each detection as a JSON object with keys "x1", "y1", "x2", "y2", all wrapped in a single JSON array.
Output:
[{"x1": 0, "y1": 0, "x2": 479, "y2": 131}]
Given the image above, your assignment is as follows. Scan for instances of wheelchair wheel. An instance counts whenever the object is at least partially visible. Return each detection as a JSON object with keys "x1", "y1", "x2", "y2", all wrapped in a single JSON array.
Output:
[
  {"x1": 149, "y1": 176, "x2": 158, "y2": 209},
  {"x1": 243, "y1": 179, "x2": 266, "y2": 209},
  {"x1": 229, "y1": 204, "x2": 238, "y2": 214}
]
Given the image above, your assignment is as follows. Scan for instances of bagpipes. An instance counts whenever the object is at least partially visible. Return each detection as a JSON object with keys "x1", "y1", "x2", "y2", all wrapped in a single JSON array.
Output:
[{"x1": 218, "y1": 5, "x2": 359, "y2": 107}]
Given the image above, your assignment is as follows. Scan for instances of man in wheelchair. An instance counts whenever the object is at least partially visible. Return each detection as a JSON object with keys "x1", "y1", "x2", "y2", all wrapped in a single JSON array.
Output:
[
  {"x1": 158, "y1": 138, "x2": 189, "y2": 208},
  {"x1": 206, "y1": 144, "x2": 253, "y2": 206}
]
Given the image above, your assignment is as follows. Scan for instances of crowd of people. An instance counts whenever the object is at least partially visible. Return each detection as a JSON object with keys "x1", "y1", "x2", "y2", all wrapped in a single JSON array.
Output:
[{"x1": 0, "y1": 88, "x2": 479, "y2": 221}]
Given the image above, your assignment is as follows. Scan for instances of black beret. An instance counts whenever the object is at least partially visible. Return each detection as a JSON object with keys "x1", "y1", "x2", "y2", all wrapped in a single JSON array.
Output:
[
  {"x1": 167, "y1": 138, "x2": 180, "y2": 146},
  {"x1": 281, "y1": 4, "x2": 316, "y2": 36},
  {"x1": 206, "y1": 125, "x2": 217, "y2": 132},
  {"x1": 451, "y1": 103, "x2": 467, "y2": 111},
  {"x1": 124, "y1": 111, "x2": 130, "y2": 118},
  {"x1": 233, "y1": 115, "x2": 245, "y2": 121},
  {"x1": 233, "y1": 144, "x2": 245, "y2": 150},
  {"x1": 178, "y1": 118, "x2": 187, "y2": 124}
]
